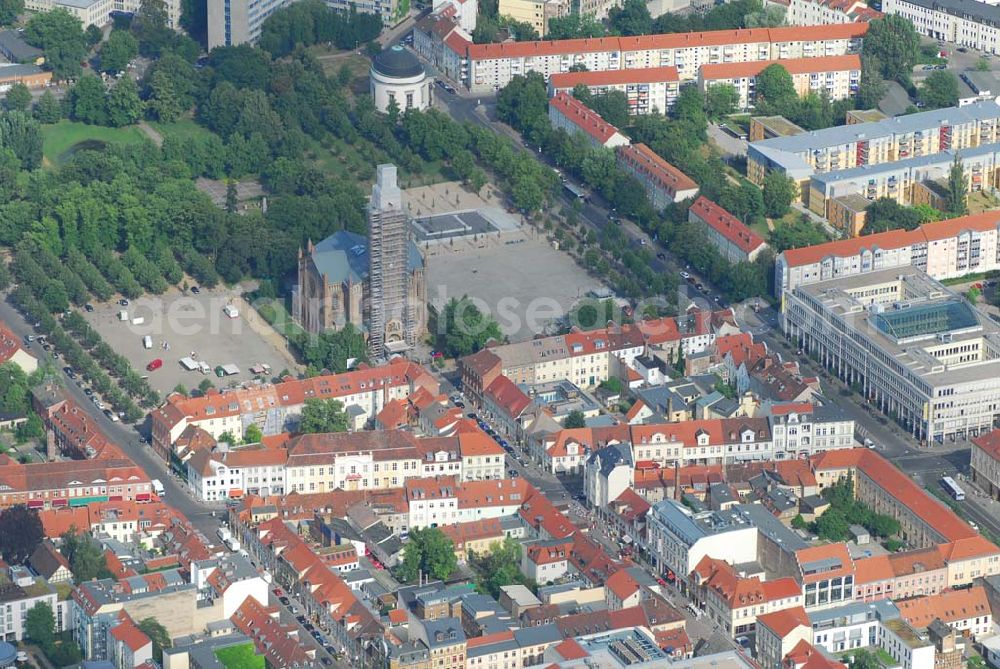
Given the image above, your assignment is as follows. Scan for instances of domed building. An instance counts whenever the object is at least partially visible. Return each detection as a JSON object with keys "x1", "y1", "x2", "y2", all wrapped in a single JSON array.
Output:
[{"x1": 370, "y1": 46, "x2": 431, "y2": 114}]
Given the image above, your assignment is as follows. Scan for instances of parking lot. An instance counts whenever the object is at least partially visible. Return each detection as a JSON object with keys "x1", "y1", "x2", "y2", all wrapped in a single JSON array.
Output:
[
  {"x1": 82, "y1": 287, "x2": 295, "y2": 397},
  {"x1": 425, "y1": 228, "x2": 608, "y2": 342}
]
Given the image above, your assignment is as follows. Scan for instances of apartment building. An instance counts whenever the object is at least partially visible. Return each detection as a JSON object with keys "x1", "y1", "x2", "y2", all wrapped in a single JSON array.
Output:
[
  {"x1": 765, "y1": 403, "x2": 856, "y2": 460},
  {"x1": 884, "y1": 0, "x2": 1000, "y2": 54},
  {"x1": 498, "y1": 0, "x2": 569, "y2": 36},
  {"x1": 185, "y1": 446, "x2": 288, "y2": 501},
  {"x1": 747, "y1": 99, "x2": 1000, "y2": 186},
  {"x1": 151, "y1": 360, "x2": 437, "y2": 458},
  {"x1": 27, "y1": 0, "x2": 179, "y2": 28},
  {"x1": 548, "y1": 91, "x2": 630, "y2": 149},
  {"x1": 757, "y1": 607, "x2": 813, "y2": 669},
  {"x1": 446, "y1": 24, "x2": 867, "y2": 93},
  {"x1": 772, "y1": 0, "x2": 882, "y2": 25},
  {"x1": 698, "y1": 55, "x2": 861, "y2": 111},
  {"x1": 688, "y1": 196, "x2": 769, "y2": 264},
  {"x1": 809, "y1": 600, "x2": 900, "y2": 658},
  {"x1": 972, "y1": 428, "x2": 1000, "y2": 500},
  {"x1": 784, "y1": 268, "x2": 1000, "y2": 443},
  {"x1": 806, "y1": 141, "x2": 1000, "y2": 218},
  {"x1": 0, "y1": 565, "x2": 65, "y2": 641},
  {"x1": 774, "y1": 210, "x2": 1000, "y2": 293},
  {"x1": 548, "y1": 67, "x2": 681, "y2": 115},
  {"x1": 896, "y1": 586, "x2": 993, "y2": 639},
  {"x1": 616, "y1": 143, "x2": 699, "y2": 210},
  {"x1": 0, "y1": 457, "x2": 152, "y2": 510}
]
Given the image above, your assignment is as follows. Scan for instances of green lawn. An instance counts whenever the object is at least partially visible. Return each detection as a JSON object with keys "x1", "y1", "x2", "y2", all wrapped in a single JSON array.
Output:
[
  {"x1": 41, "y1": 121, "x2": 149, "y2": 166},
  {"x1": 148, "y1": 118, "x2": 218, "y2": 143},
  {"x1": 214, "y1": 642, "x2": 264, "y2": 669}
]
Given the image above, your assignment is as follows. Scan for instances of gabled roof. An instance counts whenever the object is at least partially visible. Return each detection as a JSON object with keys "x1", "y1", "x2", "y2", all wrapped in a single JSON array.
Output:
[
  {"x1": 758, "y1": 606, "x2": 810, "y2": 637},
  {"x1": 549, "y1": 91, "x2": 624, "y2": 145},
  {"x1": 690, "y1": 196, "x2": 767, "y2": 255},
  {"x1": 895, "y1": 586, "x2": 990, "y2": 628}
]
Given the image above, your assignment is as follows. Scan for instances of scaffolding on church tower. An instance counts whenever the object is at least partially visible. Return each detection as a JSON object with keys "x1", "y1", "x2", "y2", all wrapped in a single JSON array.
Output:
[{"x1": 366, "y1": 164, "x2": 413, "y2": 359}]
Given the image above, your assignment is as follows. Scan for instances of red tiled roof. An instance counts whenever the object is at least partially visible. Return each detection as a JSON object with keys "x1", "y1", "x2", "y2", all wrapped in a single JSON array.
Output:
[
  {"x1": 758, "y1": 606, "x2": 810, "y2": 637},
  {"x1": 617, "y1": 143, "x2": 698, "y2": 197},
  {"x1": 699, "y1": 54, "x2": 860, "y2": 81},
  {"x1": 484, "y1": 375, "x2": 533, "y2": 418},
  {"x1": 549, "y1": 66, "x2": 679, "y2": 90},
  {"x1": 554, "y1": 638, "x2": 588, "y2": 660},
  {"x1": 896, "y1": 586, "x2": 990, "y2": 628},
  {"x1": 973, "y1": 428, "x2": 1000, "y2": 462},
  {"x1": 111, "y1": 611, "x2": 151, "y2": 653},
  {"x1": 689, "y1": 196, "x2": 766, "y2": 255},
  {"x1": 0, "y1": 321, "x2": 31, "y2": 367},
  {"x1": 463, "y1": 24, "x2": 867, "y2": 60},
  {"x1": 549, "y1": 91, "x2": 624, "y2": 145},
  {"x1": 606, "y1": 569, "x2": 641, "y2": 601}
]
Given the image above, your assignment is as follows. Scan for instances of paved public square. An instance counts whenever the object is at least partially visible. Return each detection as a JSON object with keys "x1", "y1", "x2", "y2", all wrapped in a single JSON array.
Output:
[{"x1": 82, "y1": 287, "x2": 298, "y2": 397}]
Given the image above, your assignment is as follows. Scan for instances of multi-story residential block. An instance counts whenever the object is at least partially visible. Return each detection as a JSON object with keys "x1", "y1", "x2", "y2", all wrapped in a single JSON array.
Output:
[
  {"x1": 448, "y1": 24, "x2": 867, "y2": 93},
  {"x1": 749, "y1": 100, "x2": 1000, "y2": 200},
  {"x1": 186, "y1": 446, "x2": 288, "y2": 502},
  {"x1": 774, "y1": 211, "x2": 1000, "y2": 293},
  {"x1": 881, "y1": 619, "x2": 936, "y2": 669},
  {"x1": 548, "y1": 91, "x2": 631, "y2": 149},
  {"x1": 0, "y1": 565, "x2": 66, "y2": 641},
  {"x1": 106, "y1": 610, "x2": 153, "y2": 669},
  {"x1": 150, "y1": 360, "x2": 437, "y2": 458},
  {"x1": 771, "y1": 0, "x2": 881, "y2": 25},
  {"x1": 27, "y1": 0, "x2": 179, "y2": 28},
  {"x1": 895, "y1": 586, "x2": 993, "y2": 639},
  {"x1": 826, "y1": 193, "x2": 871, "y2": 237},
  {"x1": 0, "y1": 456, "x2": 151, "y2": 510},
  {"x1": 853, "y1": 547, "x2": 948, "y2": 601},
  {"x1": 795, "y1": 543, "x2": 856, "y2": 611},
  {"x1": 808, "y1": 600, "x2": 900, "y2": 657},
  {"x1": 764, "y1": 403, "x2": 856, "y2": 460},
  {"x1": 616, "y1": 143, "x2": 699, "y2": 209},
  {"x1": 782, "y1": 267, "x2": 1000, "y2": 443},
  {"x1": 498, "y1": 0, "x2": 569, "y2": 36},
  {"x1": 972, "y1": 428, "x2": 1000, "y2": 500},
  {"x1": 757, "y1": 607, "x2": 813, "y2": 669},
  {"x1": 698, "y1": 55, "x2": 861, "y2": 110},
  {"x1": 884, "y1": 0, "x2": 1000, "y2": 54},
  {"x1": 688, "y1": 196, "x2": 769, "y2": 264},
  {"x1": 548, "y1": 67, "x2": 681, "y2": 115}
]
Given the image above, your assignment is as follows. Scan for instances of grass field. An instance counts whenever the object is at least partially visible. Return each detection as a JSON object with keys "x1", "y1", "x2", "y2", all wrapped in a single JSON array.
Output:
[
  {"x1": 149, "y1": 118, "x2": 218, "y2": 143},
  {"x1": 41, "y1": 121, "x2": 149, "y2": 166}
]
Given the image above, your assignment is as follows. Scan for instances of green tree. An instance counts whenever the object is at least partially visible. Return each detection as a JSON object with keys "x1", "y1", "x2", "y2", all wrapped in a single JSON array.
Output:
[
  {"x1": 815, "y1": 508, "x2": 849, "y2": 541},
  {"x1": 607, "y1": 0, "x2": 652, "y2": 36},
  {"x1": 599, "y1": 377, "x2": 623, "y2": 395},
  {"x1": 25, "y1": 602, "x2": 55, "y2": 647},
  {"x1": 33, "y1": 90, "x2": 62, "y2": 124},
  {"x1": 755, "y1": 64, "x2": 796, "y2": 111},
  {"x1": 705, "y1": 83, "x2": 739, "y2": 118},
  {"x1": 4, "y1": 83, "x2": 30, "y2": 112},
  {"x1": 132, "y1": 0, "x2": 173, "y2": 56},
  {"x1": 791, "y1": 514, "x2": 808, "y2": 530},
  {"x1": 849, "y1": 649, "x2": 883, "y2": 669},
  {"x1": 947, "y1": 157, "x2": 968, "y2": 216},
  {"x1": 564, "y1": 410, "x2": 586, "y2": 429},
  {"x1": 397, "y1": 527, "x2": 457, "y2": 582},
  {"x1": 244, "y1": 423, "x2": 263, "y2": 444},
  {"x1": 0, "y1": 504, "x2": 43, "y2": 563},
  {"x1": 434, "y1": 297, "x2": 503, "y2": 358},
  {"x1": 472, "y1": 537, "x2": 534, "y2": 596},
  {"x1": 0, "y1": 110, "x2": 42, "y2": 169},
  {"x1": 762, "y1": 170, "x2": 797, "y2": 218},
  {"x1": 0, "y1": 0, "x2": 23, "y2": 26},
  {"x1": 858, "y1": 55, "x2": 886, "y2": 109},
  {"x1": 770, "y1": 215, "x2": 829, "y2": 252},
  {"x1": 84, "y1": 23, "x2": 103, "y2": 47},
  {"x1": 863, "y1": 197, "x2": 925, "y2": 233},
  {"x1": 862, "y1": 15, "x2": 919, "y2": 81},
  {"x1": 919, "y1": 70, "x2": 959, "y2": 109},
  {"x1": 71, "y1": 76, "x2": 109, "y2": 125},
  {"x1": 295, "y1": 324, "x2": 368, "y2": 374},
  {"x1": 99, "y1": 29, "x2": 139, "y2": 73},
  {"x1": 106, "y1": 76, "x2": 142, "y2": 127},
  {"x1": 298, "y1": 398, "x2": 348, "y2": 434},
  {"x1": 25, "y1": 9, "x2": 88, "y2": 79},
  {"x1": 545, "y1": 12, "x2": 605, "y2": 39},
  {"x1": 60, "y1": 529, "x2": 111, "y2": 581},
  {"x1": 138, "y1": 618, "x2": 171, "y2": 663},
  {"x1": 145, "y1": 68, "x2": 183, "y2": 122}
]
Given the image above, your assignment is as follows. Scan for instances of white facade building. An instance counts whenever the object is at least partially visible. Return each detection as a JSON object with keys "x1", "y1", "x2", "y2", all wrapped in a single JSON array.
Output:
[{"x1": 370, "y1": 46, "x2": 433, "y2": 114}]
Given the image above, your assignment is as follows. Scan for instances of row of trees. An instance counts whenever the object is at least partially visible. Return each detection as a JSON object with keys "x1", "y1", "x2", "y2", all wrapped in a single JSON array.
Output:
[{"x1": 258, "y1": 0, "x2": 383, "y2": 57}]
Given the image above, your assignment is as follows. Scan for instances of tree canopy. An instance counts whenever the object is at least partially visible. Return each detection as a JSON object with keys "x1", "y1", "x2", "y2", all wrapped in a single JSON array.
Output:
[
  {"x1": 298, "y1": 398, "x2": 348, "y2": 434},
  {"x1": 0, "y1": 504, "x2": 43, "y2": 564},
  {"x1": 25, "y1": 9, "x2": 88, "y2": 79},
  {"x1": 434, "y1": 297, "x2": 503, "y2": 358},
  {"x1": 862, "y1": 15, "x2": 920, "y2": 81},
  {"x1": 397, "y1": 527, "x2": 457, "y2": 583},
  {"x1": 919, "y1": 70, "x2": 960, "y2": 109}
]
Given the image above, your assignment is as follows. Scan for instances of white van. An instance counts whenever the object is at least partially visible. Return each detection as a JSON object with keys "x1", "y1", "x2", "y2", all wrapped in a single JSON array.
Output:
[
  {"x1": 143, "y1": 335, "x2": 152, "y2": 349},
  {"x1": 132, "y1": 317, "x2": 145, "y2": 326}
]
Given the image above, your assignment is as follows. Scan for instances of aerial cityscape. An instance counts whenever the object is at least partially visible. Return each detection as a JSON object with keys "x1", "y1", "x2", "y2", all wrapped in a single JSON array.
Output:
[{"x1": 2, "y1": 0, "x2": 1000, "y2": 667}]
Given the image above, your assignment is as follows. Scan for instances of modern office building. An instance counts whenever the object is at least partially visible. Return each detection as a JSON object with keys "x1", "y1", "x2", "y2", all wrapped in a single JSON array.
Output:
[
  {"x1": 698, "y1": 55, "x2": 861, "y2": 111},
  {"x1": 773, "y1": 210, "x2": 1000, "y2": 293},
  {"x1": 445, "y1": 23, "x2": 867, "y2": 92},
  {"x1": 548, "y1": 67, "x2": 681, "y2": 115},
  {"x1": 781, "y1": 266, "x2": 1000, "y2": 443}
]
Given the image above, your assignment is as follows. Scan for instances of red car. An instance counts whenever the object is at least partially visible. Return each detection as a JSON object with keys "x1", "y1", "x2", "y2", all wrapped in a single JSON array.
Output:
[{"x1": 146, "y1": 359, "x2": 163, "y2": 372}]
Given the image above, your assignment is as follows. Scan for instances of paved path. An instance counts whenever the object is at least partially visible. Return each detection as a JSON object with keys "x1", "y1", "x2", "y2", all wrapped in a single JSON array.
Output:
[{"x1": 138, "y1": 121, "x2": 163, "y2": 148}]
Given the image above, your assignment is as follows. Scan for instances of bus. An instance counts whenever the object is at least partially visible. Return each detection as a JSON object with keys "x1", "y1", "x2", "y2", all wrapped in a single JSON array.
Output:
[
  {"x1": 563, "y1": 181, "x2": 588, "y2": 202},
  {"x1": 941, "y1": 476, "x2": 965, "y2": 501}
]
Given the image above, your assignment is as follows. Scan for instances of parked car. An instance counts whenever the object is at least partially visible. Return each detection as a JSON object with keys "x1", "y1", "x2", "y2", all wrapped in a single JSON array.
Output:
[
  {"x1": 84, "y1": 304, "x2": 94, "y2": 312},
  {"x1": 146, "y1": 358, "x2": 163, "y2": 372},
  {"x1": 119, "y1": 298, "x2": 129, "y2": 306}
]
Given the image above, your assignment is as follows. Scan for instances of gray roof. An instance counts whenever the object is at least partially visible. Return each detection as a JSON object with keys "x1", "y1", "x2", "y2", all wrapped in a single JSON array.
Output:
[
  {"x1": 808, "y1": 599, "x2": 899, "y2": 627},
  {"x1": 587, "y1": 442, "x2": 632, "y2": 477},
  {"x1": 310, "y1": 230, "x2": 423, "y2": 285},
  {"x1": 903, "y1": 0, "x2": 1000, "y2": 27},
  {"x1": 468, "y1": 636, "x2": 520, "y2": 658},
  {"x1": 738, "y1": 503, "x2": 809, "y2": 552},
  {"x1": 0, "y1": 31, "x2": 42, "y2": 62},
  {"x1": 513, "y1": 622, "x2": 562, "y2": 646},
  {"x1": 421, "y1": 617, "x2": 465, "y2": 649},
  {"x1": 0, "y1": 64, "x2": 44, "y2": 79}
]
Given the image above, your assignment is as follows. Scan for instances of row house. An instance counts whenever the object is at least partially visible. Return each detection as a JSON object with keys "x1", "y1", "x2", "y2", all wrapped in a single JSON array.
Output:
[
  {"x1": 690, "y1": 556, "x2": 804, "y2": 637},
  {"x1": 150, "y1": 360, "x2": 438, "y2": 458},
  {"x1": 697, "y1": 55, "x2": 861, "y2": 111},
  {"x1": 447, "y1": 24, "x2": 867, "y2": 93},
  {"x1": 895, "y1": 586, "x2": 993, "y2": 640},
  {"x1": 616, "y1": 143, "x2": 699, "y2": 210}
]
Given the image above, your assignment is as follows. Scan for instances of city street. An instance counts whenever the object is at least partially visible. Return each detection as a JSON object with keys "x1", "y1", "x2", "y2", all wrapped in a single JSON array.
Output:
[{"x1": 0, "y1": 295, "x2": 222, "y2": 538}]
